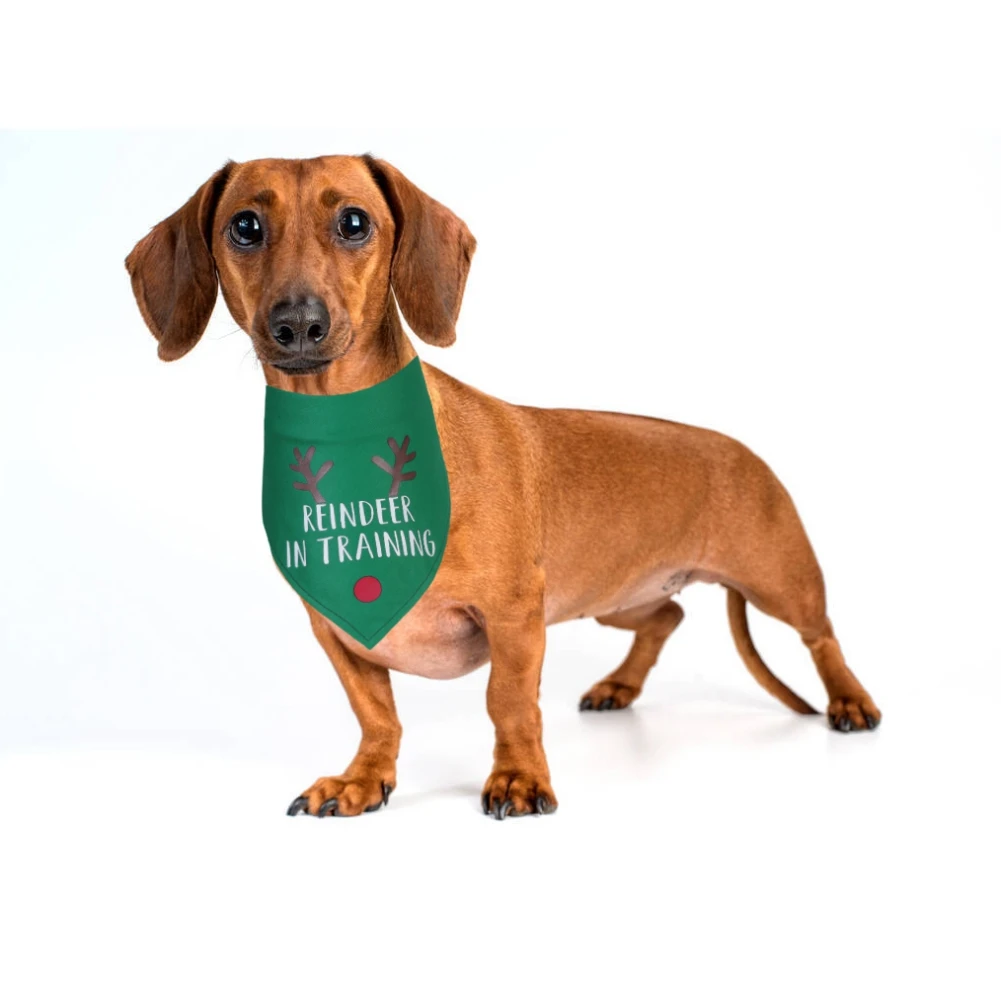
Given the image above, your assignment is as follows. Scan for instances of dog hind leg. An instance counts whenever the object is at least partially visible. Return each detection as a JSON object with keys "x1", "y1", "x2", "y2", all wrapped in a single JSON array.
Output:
[
  {"x1": 801, "y1": 617, "x2": 881, "y2": 731},
  {"x1": 580, "y1": 598, "x2": 685, "y2": 711},
  {"x1": 728, "y1": 571, "x2": 881, "y2": 732}
]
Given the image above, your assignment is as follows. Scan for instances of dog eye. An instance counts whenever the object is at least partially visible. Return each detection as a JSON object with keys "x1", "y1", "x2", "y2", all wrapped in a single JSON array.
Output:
[
  {"x1": 337, "y1": 208, "x2": 371, "y2": 242},
  {"x1": 229, "y1": 211, "x2": 263, "y2": 247}
]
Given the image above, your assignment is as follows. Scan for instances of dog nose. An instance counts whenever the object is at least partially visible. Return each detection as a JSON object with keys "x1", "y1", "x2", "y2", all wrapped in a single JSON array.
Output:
[{"x1": 268, "y1": 297, "x2": 331, "y2": 349}]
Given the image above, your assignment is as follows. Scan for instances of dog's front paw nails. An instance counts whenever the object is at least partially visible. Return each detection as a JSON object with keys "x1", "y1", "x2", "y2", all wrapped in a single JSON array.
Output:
[
  {"x1": 579, "y1": 679, "x2": 639, "y2": 711},
  {"x1": 827, "y1": 695, "x2": 881, "y2": 733},
  {"x1": 287, "y1": 773, "x2": 394, "y2": 818},
  {"x1": 481, "y1": 770, "x2": 558, "y2": 820}
]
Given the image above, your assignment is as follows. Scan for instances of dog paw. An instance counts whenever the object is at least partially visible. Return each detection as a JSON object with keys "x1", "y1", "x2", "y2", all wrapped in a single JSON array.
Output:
[
  {"x1": 287, "y1": 773, "x2": 394, "y2": 818},
  {"x1": 481, "y1": 771, "x2": 558, "y2": 820},
  {"x1": 827, "y1": 694, "x2": 881, "y2": 733},
  {"x1": 579, "y1": 680, "x2": 638, "y2": 711}
]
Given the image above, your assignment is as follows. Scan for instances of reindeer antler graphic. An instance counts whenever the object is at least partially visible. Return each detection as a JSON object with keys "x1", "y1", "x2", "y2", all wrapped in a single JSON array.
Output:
[
  {"x1": 372, "y1": 436, "x2": 417, "y2": 497},
  {"x1": 289, "y1": 446, "x2": 333, "y2": 503}
]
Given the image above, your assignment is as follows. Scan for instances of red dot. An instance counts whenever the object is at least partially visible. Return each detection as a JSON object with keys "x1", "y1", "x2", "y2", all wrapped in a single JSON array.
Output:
[{"x1": 353, "y1": 576, "x2": 382, "y2": 602}]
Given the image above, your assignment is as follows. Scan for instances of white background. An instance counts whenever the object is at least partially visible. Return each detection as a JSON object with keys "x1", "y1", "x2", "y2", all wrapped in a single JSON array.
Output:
[{"x1": 2, "y1": 3, "x2": 1000, "y2": 999}]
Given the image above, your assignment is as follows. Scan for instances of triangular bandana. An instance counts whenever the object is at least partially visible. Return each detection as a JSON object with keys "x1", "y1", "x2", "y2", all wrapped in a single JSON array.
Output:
[{"x1": 262, "y1": 358, "x2": 450, "y2": 648}]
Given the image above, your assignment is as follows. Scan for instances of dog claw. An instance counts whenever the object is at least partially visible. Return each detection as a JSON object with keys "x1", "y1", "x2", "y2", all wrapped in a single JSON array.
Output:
[
  {"x1": 536, "y1": 794, "x2": 557, "y2": 815},
  {"x1": 318, "y1": 798, "x2": 340, "y2": 817},
  {"x1": 598, "y1": 697, "x2": 614, "y2": 711},
  {"x1": 492, "y1": 799, "x2": 513, "y2": 821},
  {"x1": 286, "y1": 796, "x2": 309, "y2": 817},
  {"x1": 363, "y1": 783, "x2": 394, "y2": 813},
  {"x1": 579, "y1": 697, "x2": 593, "y2": 711},
  {"x1": 830, "y1": 712, "x2": 881, "y2": 733}
]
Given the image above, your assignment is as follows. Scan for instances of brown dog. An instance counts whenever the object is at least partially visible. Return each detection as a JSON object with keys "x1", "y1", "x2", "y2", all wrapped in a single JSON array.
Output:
[{"x1": 126, "y1": 155, "x2": 881, "y2": 820}]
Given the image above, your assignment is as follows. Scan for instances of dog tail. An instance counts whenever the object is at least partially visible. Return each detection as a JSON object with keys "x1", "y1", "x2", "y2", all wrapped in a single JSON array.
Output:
[{"x1": 725, "y1": 588, "x2": 819, "y2": 715}]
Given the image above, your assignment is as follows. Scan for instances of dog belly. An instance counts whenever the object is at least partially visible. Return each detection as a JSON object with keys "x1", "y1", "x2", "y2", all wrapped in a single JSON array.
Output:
[
  {"x1": 319, "y1": 565, "x2": 700, "y2": 680},
  {"x1": 326, "y1": 600, "x2": 491, "y2": 680},
  {"x1": 320, "y1": 564, "x2": 703, "y2": 678},
  {"x1": 547, "y1": 566, "x2": 698, "y2": 624},
  {"x1": 607, "y1": 567, "x2": 696, "y2": 613}
]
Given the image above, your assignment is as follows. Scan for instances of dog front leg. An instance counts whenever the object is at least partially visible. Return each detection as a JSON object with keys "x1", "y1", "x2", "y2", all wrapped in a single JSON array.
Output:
[
  {"x1": 480, "y1": 580, "x2": 558, "y2": 819},
  {"x1": 286, "y1": 605, "x2": 402, "y2": 818}
]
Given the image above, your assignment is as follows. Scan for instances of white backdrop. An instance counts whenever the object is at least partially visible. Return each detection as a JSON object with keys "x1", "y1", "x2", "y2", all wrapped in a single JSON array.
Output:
[{"x1": 2, "y1": 4, "x2": 1000, "y2": 999}]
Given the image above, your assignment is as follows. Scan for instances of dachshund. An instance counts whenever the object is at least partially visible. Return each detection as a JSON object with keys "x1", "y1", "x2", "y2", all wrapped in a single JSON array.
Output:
[{"x1": 126, "y1": 155, "x2": 881, "y2": 819}]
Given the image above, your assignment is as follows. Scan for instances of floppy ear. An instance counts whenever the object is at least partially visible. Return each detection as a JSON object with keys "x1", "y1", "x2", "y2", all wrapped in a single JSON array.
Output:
[
  {"x1": 363, "y1": 156, "x2": 476, "y2": 347},
  {"x1": 125, "y1": 163, "x2": 233, "y2": 361}
]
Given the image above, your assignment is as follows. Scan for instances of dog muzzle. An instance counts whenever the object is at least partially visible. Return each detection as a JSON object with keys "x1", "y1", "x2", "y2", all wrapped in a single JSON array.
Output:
[{"x1": 262, "y1": 357, "x2": 450, "y2": 648}]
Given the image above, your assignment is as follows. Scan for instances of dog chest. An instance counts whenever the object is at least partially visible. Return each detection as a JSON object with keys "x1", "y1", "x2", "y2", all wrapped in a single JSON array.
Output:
[{"x1": 322, "y1": 597, "x2": 490, "y2": 681}]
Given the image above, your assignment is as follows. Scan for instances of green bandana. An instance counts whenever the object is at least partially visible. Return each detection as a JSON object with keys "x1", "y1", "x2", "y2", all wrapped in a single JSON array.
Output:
[{"x1": 262, "y1": 357, "x2": 450, "y2": 648}]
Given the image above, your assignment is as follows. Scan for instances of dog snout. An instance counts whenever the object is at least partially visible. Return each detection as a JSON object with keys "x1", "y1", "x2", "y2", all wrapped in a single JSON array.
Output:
[{"x1": 268, "y1": 297, "x2": 331, "y2": 350}]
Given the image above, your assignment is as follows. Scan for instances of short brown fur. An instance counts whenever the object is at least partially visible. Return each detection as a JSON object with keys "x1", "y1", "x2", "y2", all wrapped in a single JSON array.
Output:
[{"x1": 126, "y1": 155, "x2": 881, "y2": 819}]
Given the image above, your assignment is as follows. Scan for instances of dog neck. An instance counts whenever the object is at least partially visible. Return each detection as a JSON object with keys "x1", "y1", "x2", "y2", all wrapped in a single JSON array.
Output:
[{"x1": 262, "y1": 304, "x2": 416, "y2": 396}]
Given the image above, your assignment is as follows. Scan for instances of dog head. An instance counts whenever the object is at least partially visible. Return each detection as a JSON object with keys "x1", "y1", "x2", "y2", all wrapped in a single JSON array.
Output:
[{"x1": 125, "y1": 156, "x2": 476, "y2": 375}]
